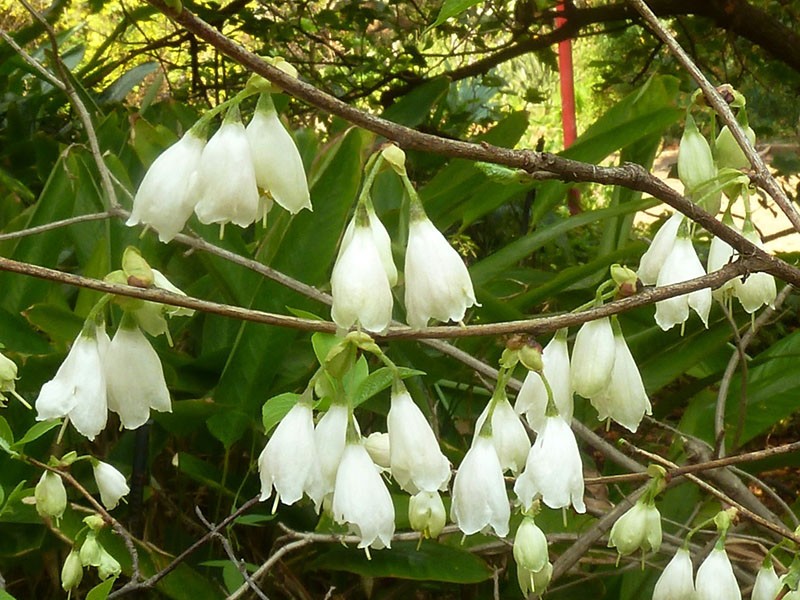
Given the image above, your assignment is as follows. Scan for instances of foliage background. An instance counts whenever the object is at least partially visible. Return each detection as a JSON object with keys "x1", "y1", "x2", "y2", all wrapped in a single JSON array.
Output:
[{"x1": 0, "y1": 0, "x2": 799, "y2": 598}]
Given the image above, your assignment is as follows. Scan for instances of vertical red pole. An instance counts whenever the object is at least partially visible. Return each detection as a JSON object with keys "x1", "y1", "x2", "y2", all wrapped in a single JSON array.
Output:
[{"x1": 556, "y1": 2, "x2": 581, "y2": 213}]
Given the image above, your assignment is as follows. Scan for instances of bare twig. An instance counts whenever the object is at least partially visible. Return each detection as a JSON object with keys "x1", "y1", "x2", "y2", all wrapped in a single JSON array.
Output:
[
  {"x1": 0, "y1": 26, "x2": 65, "y2": 89},
  {"x1": 0, "y1": 211, "x2": 115, "y2": 241}
]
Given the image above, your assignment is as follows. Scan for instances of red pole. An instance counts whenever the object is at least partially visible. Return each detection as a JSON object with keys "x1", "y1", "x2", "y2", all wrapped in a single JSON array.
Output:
[{"x1": 556, "y1": 2, "x2": 581, "y2": 213}]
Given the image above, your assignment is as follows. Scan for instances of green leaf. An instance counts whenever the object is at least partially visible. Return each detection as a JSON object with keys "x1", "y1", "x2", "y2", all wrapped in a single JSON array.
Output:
[
  {"x1": 261, "y1": 393, "x2": 300, "y2": 434},
  {"x1": 12, "y1": 420, "x2": 61, "y2": 449},
  {"x1": 353, "y1": 366, "x2": 425, "y2": 408},
  {"x1": 0, "y1": 416, "x2": 14, "y2": 449},
  {"x1": 99, "y1": 61, "x2": 158, "y2": 104},
  {"x1": 311, "y1": 540, "x2": 492, "y2": 583},
  {"x1": 86, "y1": 577, "x2": 117, "y2": 600},
  {"x1": 312, "y1": 332, "x2": 340, "y2": 366},
  {"x1": 206, "y1": 410, "x2": 251, "y2": 448},
  {"x1": 381, "y1": 78, "x2": 449, "y2": 127},
  {"x1": 431, "y1": 0, "x2": 482, "y2": 27},
  {"x1": 23, "y1": 303, "x2": 84, "y2": 345}
]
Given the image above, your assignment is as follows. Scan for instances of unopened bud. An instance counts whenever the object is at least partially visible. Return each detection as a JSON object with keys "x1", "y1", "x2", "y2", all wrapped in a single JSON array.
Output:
[
  {"x1": 364, "y1": 432, "x2": 391, "y2": 469},
  {"x1": 518, "y1": 342, "x2": 543, "y2": 373},
  {"x1": 678, "y1": 113, "x2": 716, "y2": 196},
  {"x1": 408, "y1": 491, "x2": 446, "y2": 538},
  {"x1": 61, "y1": 550, "x2": 83, "y2": 591},
  {"x1": 122, "y1": 247, "x2": 154, "y2": 288},
  {"x1": 35, "y1": 471, "x2": 67, "y2": 522},
  {"x1": 715, "y1": 124, "x2": 756, "y2": 170},
  {"x1": 83, "y1": 514, "x2": 106, "y2": 532},
  {"x1": 513, "y1": 517, "x2": 549, "y2": 573},
  {"x1": 381, "y1": 144, "x2": 406, "y2": 175}
]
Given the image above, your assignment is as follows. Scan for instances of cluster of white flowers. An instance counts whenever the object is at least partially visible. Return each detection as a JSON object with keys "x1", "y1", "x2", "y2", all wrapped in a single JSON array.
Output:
[
  {"x1": 258, "y1": 383, "x2": 454, "y2": 550},
  {"x1": 330, "y1": 147, "x2": 478, "y2": 333},
  {"x1": 653, "y1": 545, "x2": 742, "y2": 600},
  {"x1": 128, "y1": 91, "x2": 310, "y2": 242}
]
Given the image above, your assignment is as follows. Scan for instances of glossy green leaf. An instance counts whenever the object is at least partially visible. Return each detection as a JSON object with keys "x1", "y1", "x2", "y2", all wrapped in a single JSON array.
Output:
[
  {"x1": 353, "y1": 366, "x2": 426, "y2": 408},
  {"x1": 431, "y1": 0, "x2": 482, "y2": 27},
  {"x1": 23, "y1": 303, "x2": 84, "y2": 345},
  {"x1": 12, "y1": 420, "x2": 61, "y2": 450},
  {"x1": 311, "y1": 540, "x2": 492, "y2": 583},
  {"x1": 86, "y1": 577, "x2": 116, "y2": 600}
]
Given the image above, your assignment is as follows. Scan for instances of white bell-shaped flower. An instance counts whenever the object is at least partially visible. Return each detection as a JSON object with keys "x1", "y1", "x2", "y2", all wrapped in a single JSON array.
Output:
[
  {"x1": 258, "y1": 400, "x2": 322, "y2": 509},
  {"x1": 514, "y1": 415, "x2": 585, "y2": 513},
  {"x1": 450, "y1": 434, "x2": 509, "y2": 537},
  {"x1": 652, "y1": 547, "x2": 695, "y2": 600},
  {"x1": 590, "y1": 327, "x2": 651, "y2": 433},
  {"x1": 387, "y1": 386, "x2": 450, "y2": 493},
  {"x1": 246, "y1": 93, "x2": 311, "y2": 214},
  {"x1": 607, "y1": 499, "x2": 661, "y2": 556},
  {"x1": 751, "y1": 561, "x2": 781, "y2": 600},
  {"x1": 127, "y1": 130, "x2": 205, "y2": 242},
  {"x1": 707, "y1": 234, "x2": 736, "y2": 303},
  {"x1": 105, "y1": 320, "x2": 171, "y2": 430},
  {"x1": 332, "y1": 439, "x2": 395, "y2": 550},
  {"x1": 408, "y1": 491, "x2": 446, "y2": 538},
  {"x1": 571, "y1": 317, "x2": 616, "y2": 399},
  {"x1": 35, "y1": 325, "x2": 110, "y2": 441},
  {"x1": 339, "y1": 202, "x2": 397, "y2": 286},
  {"x1": 404, "y1": 208, "x2": 477, "y2": 328},
  {"x1": 314, "y1": 403, "x2": 350, "y2": 498},
  {"x1": 733, "y1": 227, "x2": 776, "y2": 313},
  {"x1": 695, "y1": 547, "x2": 741, "y2": 600},
  {"x1": 638, "y1": 213, "x2": 683, "y2": 285},
  {"x1": 92, "y1": 461, "x2": 130, "y2": 510},
  {"x1": 654, "y1": 234, "x2": 712, "y2": 331},
  {"x1": 364, "y1": 432, "x2": 391, "y2": 470},
  {"x1": 194, "y1": 110, "x2": 260, "y2": 228},
  {"x1": 474, "y1": 394, "x2": 530, "y2": 476},
  {"x1": 331, "y1": 208, "x2": 394, "y2": 333},
  {"x1": 515, "y1": 331, "x2": 573, "y2": 433}
]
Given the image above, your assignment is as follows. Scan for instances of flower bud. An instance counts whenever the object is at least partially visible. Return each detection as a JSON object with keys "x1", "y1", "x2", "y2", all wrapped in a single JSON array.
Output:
[
  {"x1": 678, "y1": 113, "x2": 716, "y2": 196},
  {"x1": 364, "y1": 432, "x2": 391, "y2": 470},
  {"x1": 408, "y1": 491, "x2": 446, "y2": 538},
  {"x1": 518, "y1": 342, "x2": 544, "y2": 373},
  {"x1": 35, "y1": 471, "x2": 67, "y2": 522},
  {"x1": 83, "y1": 514, "x2": 106, "y2": 532},
  {"x1": 122, "y1": 246, "x2": 155, "y2": 289},
  {"x1": 608, "y1": 499, "x2": 662, "y2": 557},
  {"x1": 513, "y1": 517, "x2": 549, "y2": 574},
  {"x1": 381, "y1": 144, "x2": 406, "y2": 175},
  {"x1": 61, "y1": 550, "x2": 83, "y2": 591},
  {"x1": 716, "y1": 124, "x2": 756, "y2": 170}
]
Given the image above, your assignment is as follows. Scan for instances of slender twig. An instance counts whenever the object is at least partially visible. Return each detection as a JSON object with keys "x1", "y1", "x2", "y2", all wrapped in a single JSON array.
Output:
[
  {"x1": 0, "y1": 211, "x2": 115, "y2": 241},
  {"x1": 0, "y1": 254, "x2": 769, "y2": 339},
  {"x1": 108, "y1": 495, "x2": 261, "y2": 598},
  {"x1": 627, "y1": 0, "x2": 800, "y2": 233},
  {"x1": 18, "y1": 0, "x2": 121, "y2": 210},
  {"x1": 195, "y1": 507, "x2": 268, "y2": 600},
  {"x1": 226, "y1": 539, "x2": 312, "y2": 600},
  {"x1": 0, "y1": 26, "x2": 65, "y2": 89},
  {"x1": 621, "y1": 441, "x2": 800, "y2": 544}
]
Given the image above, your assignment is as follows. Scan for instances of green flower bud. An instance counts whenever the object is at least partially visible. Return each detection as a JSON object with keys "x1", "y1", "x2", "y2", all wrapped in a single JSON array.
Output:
[
  {"x1": 79, "y1": 532, "x2": 104, "y2": 567},
  {"x1": 716, "y1": 124, "x2": 756, "y2": 170},
  {"x1": 61, "y1": 550, "x2": 83, "y2": 591},
  {"x1": 381, "y1": 144, "x2": 407, "y2": 175},
  {"x1": 608, "y1": 499, "x2": 662, "y2": 557},
  {"x1": 408, "y1": 491, "x2": 446, "y2": 539},
  {"x1": 121, "y1": 247, "x2": 154, "y2": 289},
  {"x1": 83, "y1": 514, "x2": 106, "y2": 532},
  {"x1": 35, "y1": 471, "x2": 67, "y2": 522},
  {"x1": 513, "y1": 517, "x2": 549, "y2": 574},
  {"x1": 678, "y1": 113, "x2": 716, "y2": 197},
  {"x1": 97, "y1": 548, "x2": 121, "y2": 580}
]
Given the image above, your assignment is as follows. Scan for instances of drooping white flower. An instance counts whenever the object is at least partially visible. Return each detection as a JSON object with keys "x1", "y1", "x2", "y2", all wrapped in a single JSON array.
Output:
[
  {"x1": 590, "y1": 328, "x2": 651, "y2": 433},
  {"x1": 314, "y1": 403, "x2": 350, "y2": 498},
  {"x1": 404, "y1": 209, "x2": 477, "y2": 329},
  {"x1": 194, "y1": 112, "x2": 260, "y2": 228},
  {"x1": 35, "y1": 470, "x2": 67, "y2": 522},
  {"x1": 246, "y1": 93, "x2": 311, "y2": 214},
  {"x1": 652, "y1": 547, "x2": 695, "y2": 600},
  {"x1": 515, "y1": 331, "x2": 573, "y2": 433},
  {"x1": 514, "y1": 415, "x2": 585, "y2": 513},
  {"x1": 695, "y1": 547, "x2": 741, "y2": 600},
  {"x1": 258, "y1": 400, "x2": 321, "y2": 509},
  {"x1": 571, "y1": 317, "x2": 616, "y2": 399},
  {"x1": 450, "y1": 434, "x2": 509, "y2": 537},
  {"x1": 698, "y1": 547, "x2": 741, "y2": 598},
  {"x1": 654, "y1": 234, "x2": 712, "y2": 331},
  {"x1": 387, "y1": 386, "x2": 450, "y2": 493},
  {"x1": 35, "y1": 326, "x2": 110, "y2": 441},
  {"x1": 61, "y1": 549, "x2": 83, "y2": 592},
  {"x1": 707, "y1": 233, "x2": 736, "y2": 303},
  {"x1": 733, "y1": 227, "x2": 776, "y2": 313},
  {"x1": 364, "y1": 432, "x2": 391, "y2": 470},
  {"x1": 638, "y1": 213, "x2": 683, "y2": 285},
  {"x1": 408, "y1": 491, "x2": 446, "y2": 538},
  {"x1": 105, "y1": 321, "x2": 171, "y2": 430},
  {"x1": 678, "y1": 113, "x2": 717, "y2": 198},
  {"x1": 92, "y1": 461, "x2": 130, "y2": 510},
  {"x1": 332, "y1": 440, "x2": 395, "y2": 550},
  {"x1": 474, "y1": 395, "x2": 530, "y2": 476},
  {"x1": 339, "y1": 203, "x2": 397, "y2": 286},
  {"x1": 127, "y1": 130, "x2": 205, "y2": 242},
  {"x1": 751, "y1": 561, "x2": 781, "y2": 600},
  {"x1": 331, "y1": 211, "x2": 394, "y2": 333},
  {"x1": 607, "y1": 499, "x2": 662, "y2": 556}
]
